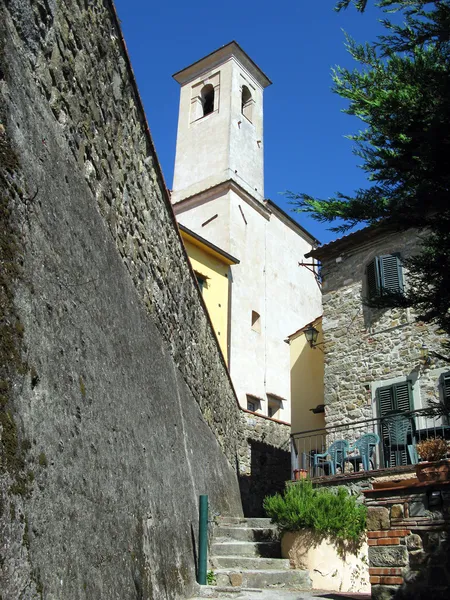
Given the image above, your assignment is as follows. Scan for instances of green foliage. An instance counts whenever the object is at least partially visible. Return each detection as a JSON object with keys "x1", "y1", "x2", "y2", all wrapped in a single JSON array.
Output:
[
  {"x1": 263, "y1": 480, "x2": 366, "y2": 542},
  {"x1": 206, "y1": 570, "x2": 216, "y2": 585},
  {"x1": 290, "y1": 1, "x2": 450, "y2": 336}
]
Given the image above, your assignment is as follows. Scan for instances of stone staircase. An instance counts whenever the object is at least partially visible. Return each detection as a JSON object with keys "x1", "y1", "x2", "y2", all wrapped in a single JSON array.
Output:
[{"x1": 209, "y1": 517, "x2": 311, "y2": 590}]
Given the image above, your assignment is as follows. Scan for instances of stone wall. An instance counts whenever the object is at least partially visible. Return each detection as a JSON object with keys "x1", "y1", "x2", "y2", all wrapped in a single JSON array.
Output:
[
  {"x1": 238, "y1": 411, "x2": 291, "y2": 516},
  {"x1": 316, "y1": 227, "x2": 448, "y2": 430},
  {"x1": 0, "y1": 1, "x2": 248, "y2": 598},
  {"x1": 365, "y1": 482, "x2": 450, "y2": 599}
]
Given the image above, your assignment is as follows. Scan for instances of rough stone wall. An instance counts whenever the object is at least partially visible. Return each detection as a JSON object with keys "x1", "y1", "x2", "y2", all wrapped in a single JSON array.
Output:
[
  {"x1": 238, "y1": 412, "x2": 291, "y2": 516},
  {"x1": 319, "y1": 228, "x2": 448, "y2": 430},
  {"x1": 365, "y1": 483, "x2": 450, "y2": 599},
  {"x1": 0, "y1": 1, "x2": 248, "y2": 598}
]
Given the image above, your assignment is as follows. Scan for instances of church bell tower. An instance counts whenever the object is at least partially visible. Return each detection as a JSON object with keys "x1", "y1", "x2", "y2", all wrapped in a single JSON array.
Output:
[{"x1": 171, "y1": 41, "x2": 271, "y2": 207}]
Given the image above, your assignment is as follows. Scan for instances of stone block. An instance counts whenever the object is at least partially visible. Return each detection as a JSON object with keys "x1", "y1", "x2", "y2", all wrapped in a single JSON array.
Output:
[
  {"x1": 409, "y1": 500, "x2": 427, "y2": 517},
  {"x1": 369, "y1": 546, "x2": 409, "y2": 567},
  {"x1": 406, "y1": 534, "x2": 423, "y2": 550},
  {"x1": 371, "y1": 585, "x2": 399, "y2": 600},
  {"x1": 229, "y1": 573, "x2": 243, "y2": 587},
  {"x1": 390, "y1": 504, "x2": 404, "y2": 519},
  {"x1": 367, "y1": 507, "x2": 390, "y2": 531},
  {"x1": 408, "y1": 549, "x2": 427, "y2": 567}
]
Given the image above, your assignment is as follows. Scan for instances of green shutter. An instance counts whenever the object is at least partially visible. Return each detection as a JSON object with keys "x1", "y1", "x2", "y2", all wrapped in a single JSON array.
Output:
[
  {"x1": 379, "y1": 254, "x2": 404, "y2": 295},
  {"x1": 393, "y1": 380, "x2": 412, "y2": 411},
  {"x1": 367, "y1": 258, "x2": 381, "y2": 299},
  {"x1": 377, "y1": 381, "x2": 413, "y2": 415},
  {"x1": 442, "y1": 373, "x2": 450, "y2": 408},
  {"x1": 377, "y1": 381, "x2": 413, "y2": 467},
  {"x1": 377, "y1": 384, "x2": 395, "y2": 416}
]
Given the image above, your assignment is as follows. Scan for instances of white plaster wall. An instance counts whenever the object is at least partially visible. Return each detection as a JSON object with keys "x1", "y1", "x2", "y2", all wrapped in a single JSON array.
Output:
[
  {"x1": 174, "y1": 189, "x2": 322, "y2": 423},
  {"x1": 228, "y1": 189, "x2": 269, "y2": 406},
  {"x1": 174, "y1": 190, "x2": 232, "y2": 253},
  {"x1": 228, "y1": 65, "x2": 264, "y2": 201},
  {"x1": 265, "y1": 212, "x2": 322, "y2": 420}
]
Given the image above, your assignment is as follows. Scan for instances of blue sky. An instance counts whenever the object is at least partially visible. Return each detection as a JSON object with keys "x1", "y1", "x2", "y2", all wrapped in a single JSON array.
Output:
[{"x1": 114, "y1": 0, "x2": 391, "y2": 244}]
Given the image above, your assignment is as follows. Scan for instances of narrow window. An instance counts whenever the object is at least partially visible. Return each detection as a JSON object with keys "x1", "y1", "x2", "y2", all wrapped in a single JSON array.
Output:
[
  {"x1": 367, "y1": 254, "x2": 404, "y2": 300},
  {"x1": 246, "y1": 395, "x2": 261, "y2": 412},
  {"x1": 241, "y1": 85, "x2": 253, "y2": 122},
  {"x1": 251, "y1": 310, "x2": 261, "y2": 333},
  {"x1": 201, "y1": 84, "x2": 214, "y2": 116},
  {"x1": 195, "y1": 272, "x2": 206, "y2": 293},
  {"x1": 267, "y1": 394, "x2": 283, "y2": 420}
]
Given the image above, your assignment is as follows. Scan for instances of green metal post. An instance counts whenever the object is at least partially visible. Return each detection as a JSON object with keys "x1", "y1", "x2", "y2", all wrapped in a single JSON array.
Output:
[{"x1": 197, "y1": 494, "x2": 208, "y2": 585}]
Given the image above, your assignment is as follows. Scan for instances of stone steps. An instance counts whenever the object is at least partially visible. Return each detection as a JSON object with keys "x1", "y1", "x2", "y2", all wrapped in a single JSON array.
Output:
[
  {"x1": 211, "y1": 556, "x2": 291, "y2": 570},
  {"x1": 214, "y1": 568, "x2": 312, "y2": 589},
  {"x1": 214, "y1": 525, "x2": 279, "y2": 542},
  {"x1": 208, "y1": 517, "x2": 311, "y2": 591},
  {"x1": 211, "y1": 540, "x2": 280, "y2": 558}
]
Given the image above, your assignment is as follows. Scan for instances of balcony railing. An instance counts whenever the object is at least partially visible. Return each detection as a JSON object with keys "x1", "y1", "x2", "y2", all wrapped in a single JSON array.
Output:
[{"x1": 291, "y1": 408, "x2": 450, "y2": 480}]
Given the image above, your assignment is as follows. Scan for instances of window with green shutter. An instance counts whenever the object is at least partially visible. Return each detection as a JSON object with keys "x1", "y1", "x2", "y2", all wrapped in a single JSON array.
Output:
[
  {"x1": 441, "y1": 372, "x2": 450, "y2": 408},
  {"x1": 367, "y1": 254, "x2": 404, "y2": 300},
  {"x1": 376, "y1": 380, "x2": 414, "y2": 467},
  {"x1": 377, "y1": 380, "x2": 413, "y2": 416}
]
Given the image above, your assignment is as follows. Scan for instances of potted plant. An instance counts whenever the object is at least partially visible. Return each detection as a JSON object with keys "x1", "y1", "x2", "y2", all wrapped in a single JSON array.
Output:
[
  {"x1": 293, "y1": 468, "x2": 308, "y2": 481},
  {"x1": 415, "y1": 438, "x2": 450, "y2": 482}
]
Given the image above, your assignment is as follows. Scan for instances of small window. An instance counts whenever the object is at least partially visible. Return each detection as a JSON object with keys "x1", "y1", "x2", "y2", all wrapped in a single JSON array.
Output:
[
  {"x1": 251, "y1": 311, "x2": 261, "y2": 333},
  {"x1": 367, "y1": 254, "x2": 404, "y2": 300},
  {"x1": 268, "y1": 394, "x2": 283, "y2": 420},
  {"x1": 268, "y1": 405, "x2": 279, "y2": 419},
  {"x1": 201, "y1": 84, "x2": 215, "y2": 116},
  {"x1": 247, "y1": 395, "x2": 261, "y2": 412},
  {"x1": 376, "y1": 380, "x2": 413, "y2": 416},
  {"x1": 241, "y1": 85, "x2": 253, "y2": 122},
  {"x1": 195, "y1": 272, "x2": 206, "y2": 293}
]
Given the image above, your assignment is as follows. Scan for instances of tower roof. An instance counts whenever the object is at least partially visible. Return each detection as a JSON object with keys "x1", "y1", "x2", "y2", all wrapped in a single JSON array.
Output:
[{"x1": 172, "y1": 41, "x2": 272, "y2": 89}]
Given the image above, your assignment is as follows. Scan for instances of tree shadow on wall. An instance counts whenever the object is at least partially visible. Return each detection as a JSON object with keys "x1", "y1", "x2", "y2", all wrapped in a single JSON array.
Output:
[{"x1": 238, "y1": 439, "x2": 290, "y2": 518}]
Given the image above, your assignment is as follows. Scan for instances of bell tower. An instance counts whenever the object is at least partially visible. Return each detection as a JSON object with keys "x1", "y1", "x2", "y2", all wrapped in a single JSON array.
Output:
[{"x1": 171, "y1": 42, "x2": 271, "y2": 206}]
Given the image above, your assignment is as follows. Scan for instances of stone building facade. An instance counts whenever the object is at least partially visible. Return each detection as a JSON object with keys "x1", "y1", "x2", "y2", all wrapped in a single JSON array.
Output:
[{"x1": 307, "y1": 225, "x2": 449, "y2": 445}]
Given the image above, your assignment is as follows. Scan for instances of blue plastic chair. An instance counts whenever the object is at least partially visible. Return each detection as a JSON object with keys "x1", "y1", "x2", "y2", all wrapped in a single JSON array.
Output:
[
  {"x1": 313, "y1": 440, "x2": 349, "y2": 476},
  {"x1": 346, "y1": 433, "x2": 380, "y2": 471},
  {"x1": 383, "y1": 411, "x2": 418, "y2": 467}
]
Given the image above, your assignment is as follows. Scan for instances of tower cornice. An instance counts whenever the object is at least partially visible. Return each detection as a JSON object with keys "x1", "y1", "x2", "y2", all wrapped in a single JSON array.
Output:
[{"x1": 172, "y1": 41, "x2": 272, "y2": 89}]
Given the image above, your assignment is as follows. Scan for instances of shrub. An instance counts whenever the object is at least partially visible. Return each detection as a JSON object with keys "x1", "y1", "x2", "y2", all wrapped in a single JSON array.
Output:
[
  {"x1": 263, "y1": 480, "x2": 366, "y2": 542},
  {"x1": 417, "y1": 437, "x2": 448, "y2": 462}
]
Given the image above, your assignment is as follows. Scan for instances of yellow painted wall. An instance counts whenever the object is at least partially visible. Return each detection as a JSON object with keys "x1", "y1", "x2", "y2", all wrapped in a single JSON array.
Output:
[
  {"x1": 290, "y1": 319, "x2": 325, "y2": 436},
  {"x1": 182, "y1": 238, "x2": 231, "y2": 363}
]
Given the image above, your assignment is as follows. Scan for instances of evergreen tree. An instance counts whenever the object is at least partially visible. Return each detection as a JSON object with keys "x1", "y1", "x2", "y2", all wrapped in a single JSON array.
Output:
[{"x1": 290, "y1": 1, "x2": 450, "y2": 335}]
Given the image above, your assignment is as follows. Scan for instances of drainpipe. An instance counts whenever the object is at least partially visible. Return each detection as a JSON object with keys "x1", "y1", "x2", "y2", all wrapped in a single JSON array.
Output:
[
  {"x1": 291, "y1": 438, "x2": 299, "y2": 479},
  {"x1": 197, "y1": 495, "x2": 208, "y2": 585}
]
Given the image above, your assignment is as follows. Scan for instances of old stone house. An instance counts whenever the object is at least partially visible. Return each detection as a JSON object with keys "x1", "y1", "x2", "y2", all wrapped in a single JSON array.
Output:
[
  {"x1": 306, "y1": 224, "x2": 449, "y2": 467},
  {"x1": 171, "y1": 42, "x2": 322, "y2": 423}
]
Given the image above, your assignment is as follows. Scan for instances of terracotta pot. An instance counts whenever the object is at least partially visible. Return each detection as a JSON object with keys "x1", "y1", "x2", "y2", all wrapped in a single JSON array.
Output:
[
  {"x1": 415, "y1": 459, "x2": 450, "y2": 483},
  {"x1": 293, "y1": 469, "x2": 308, "y2": 481}
]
